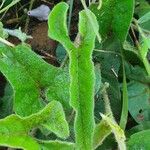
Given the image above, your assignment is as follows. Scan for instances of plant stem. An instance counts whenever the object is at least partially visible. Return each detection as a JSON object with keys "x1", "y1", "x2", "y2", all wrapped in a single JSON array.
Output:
[
  {"x1": 119, "y1": 59, "x2": 128, "y2": 130},
  {"x1": 101, "y1": 82, "x2": 114, "y2": 119},
  {"x1": 25, "y1": 0, "x2": 35, "y2": 33},
  {"x1": 67, "y1": 0, "x2": 74, "y2": 33},
  {"x1": 0, "y1": 37, "x2": 15, "y2": 47},
  {"x1": 132, "y1": 19, "x2": 150, "y2": 76}
]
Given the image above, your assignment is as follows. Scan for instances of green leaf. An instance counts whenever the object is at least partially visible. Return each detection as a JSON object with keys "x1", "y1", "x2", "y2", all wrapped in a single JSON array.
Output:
[
  {"x1": 94, "y1": 50, "x2": 122, "y2": 120},
  {"x1": 127, "y1": 121, "x2": 150, "y2": 137},
  {"x1": 0, "y1": 83, "x2": 13, "y2": 118},
  {"x1": 128, "y1": 81, "x2": 150, "y2": 123},
  {"x1": 48, "y1": 2, "x2": 74, "y2": 52},
  {"x1": 119, "y1": 63, "x2": 128, "y2": 130},
  {"x1": 0, "y1": 44, "x2": 70, "y2": 116},
  {"x1": 135, "y1": 0, "x2": 150, "y2": 17},
  {"x1": 127, "y1": 130, "x2": 150, "y2": 150},
  {"x1": 40, "y1": 140, "x2": 75, "y2": 150},
  {"x1": 0, "y1": 45, "x2": 42, "y2": 116},
  {"x1": 100, "y1": 113, "x2": 126, "y2": 150},
  {"x1": 41, "y1": 102, "x2": 70, "y2": 139},
  {"x1": 126, "y1": 65, "x2": 150, "y2": 124},
  {"x1": 93, "y1": 119, "x2": 111, "y2": 149},
  {"x1": 56, "y1": 44, "x2": 66, "y2": 63},
  {"x1": 4, "y1": 28, "x2": 32, "y2": 42},
  {"x1": 48, "y1": 2, "x2": 99, "y2": 149},
  {"x1": 90, "y1": 0, "x2": 134, "y2": 43},
  {"x1": 138, "y1": 11, "x2": 150, "y2": 24},
  {"x1": 0, "y1": 101, "x2": 69, "y2": 149},
  {"x1": 135, "y1": 0, "x2": 150, "y2": 30},
  {"x1": 0, "y1": 22, "x2": 8, "y2": 39}
]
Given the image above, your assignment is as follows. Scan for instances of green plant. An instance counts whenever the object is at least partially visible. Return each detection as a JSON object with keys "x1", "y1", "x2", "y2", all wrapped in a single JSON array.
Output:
[{"x1": 0, "y1": 0, "x2": 150, "y2": 150}]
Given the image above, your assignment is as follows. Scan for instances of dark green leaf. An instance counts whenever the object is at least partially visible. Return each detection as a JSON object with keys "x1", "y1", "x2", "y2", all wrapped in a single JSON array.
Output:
[{"x1": 127, "y1": 130, "x2": 150, "y2": 150}]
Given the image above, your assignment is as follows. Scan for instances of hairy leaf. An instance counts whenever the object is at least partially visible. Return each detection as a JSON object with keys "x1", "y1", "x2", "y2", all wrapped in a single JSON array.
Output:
[
  {"x1": 0, "y1": 44, "x2": 70, "y2": 116},
  {"x1": 101, "y1": 114, "x2": 126, "y2": 150},
  {"x1": 48, "y1": 2, "x2": 99, "y2": 149},
  {"x1": 0, "y1": 101, "x2": 69, "y2": 149},
  {"x1": 93, "y1": 119, "x2": 111, "y2": 149},
  {"x1": 40, "y1": 140, "x2": 75, "y2": 150}
]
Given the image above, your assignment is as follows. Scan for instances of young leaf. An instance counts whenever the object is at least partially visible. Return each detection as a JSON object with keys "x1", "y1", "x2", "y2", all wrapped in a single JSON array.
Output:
[
  {"x1": 0, "y1": 101, "x2": 69, "y2": 149},
  {"x1": 101, "y1": 113, "x2": 126, "y2": 150},
  {"x1": 93, "y1": 119, "x2": 111, "y2": 149},
  {"x1": 4, "y1": 28, "x2": 32, "y2": 42},
  {"x1": 0, "y1": 22, "x2": 8, "y2": 39},
  {"x1": 48, "y1": 2, "x2": 99, "y2": 149}
]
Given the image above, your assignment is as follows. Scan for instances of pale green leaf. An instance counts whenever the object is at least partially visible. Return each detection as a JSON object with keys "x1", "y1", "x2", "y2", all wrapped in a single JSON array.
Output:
[
  {"x1": 93, "y1": 119, "x2": 111, "y2": 149},
  {"x1": 100, "y1": 113, "x2": 126, "y2": 150},
  {"x1": 138, "y1": 11, "x2": 150, "y2": 24},
  {"x1": 0, "y1": 101, "x2": 69, "y2": 149}
]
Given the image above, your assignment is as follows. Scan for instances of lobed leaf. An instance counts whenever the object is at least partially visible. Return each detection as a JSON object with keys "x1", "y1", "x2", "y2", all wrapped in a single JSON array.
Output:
[
  {"x1": 0, "y1": 44, "x2": 70, "y2": 116},
  {"x1": 48, "y1": 2, "x2": 99, "y2": 149},
  {"x1": 0, "y1": 101, "x2": 69, "y2": 149}
]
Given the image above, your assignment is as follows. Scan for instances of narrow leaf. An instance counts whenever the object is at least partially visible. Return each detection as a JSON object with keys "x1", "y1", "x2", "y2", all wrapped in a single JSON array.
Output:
[
  {"x1": 93, "y1": 119, "x2": 111, "y2": 149},
  {"x1": 101, "y1": 113, "x2": 126, "y2": 150},
  {"x1": 48, "y1": 2, "x2": 99, "y2": 149},
  {"x1": 40, "y1": 140, "x2": 75, "y2": 150},
  {"x1": 119, "y1": 63, "x2": 128, "y2": 130}
]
